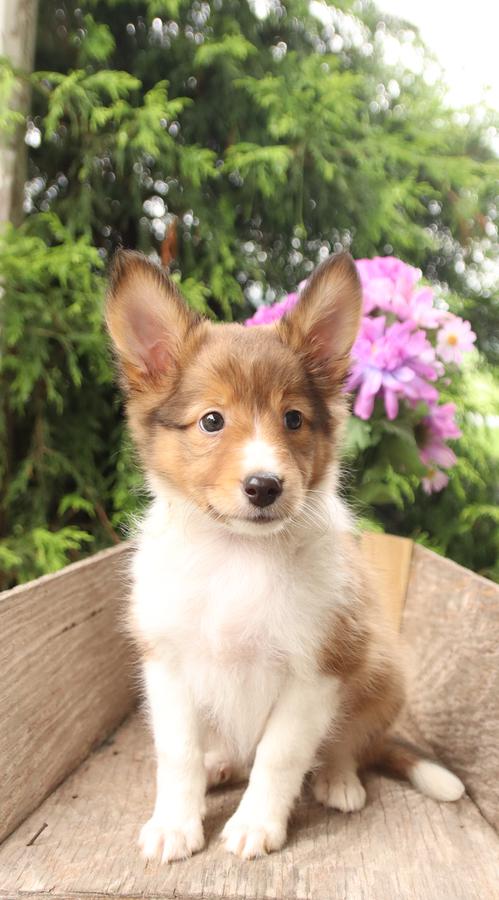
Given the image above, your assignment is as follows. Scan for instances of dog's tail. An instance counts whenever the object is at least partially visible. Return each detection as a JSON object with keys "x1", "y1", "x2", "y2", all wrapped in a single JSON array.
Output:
[{"x1": 370, "y1": 737, "x2": 465, "y2": 802}]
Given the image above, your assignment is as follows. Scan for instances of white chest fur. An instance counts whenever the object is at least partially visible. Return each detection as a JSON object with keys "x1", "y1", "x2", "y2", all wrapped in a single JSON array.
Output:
[{"x1": 131, "y1": 494, "x2": 350, "y2": 760}]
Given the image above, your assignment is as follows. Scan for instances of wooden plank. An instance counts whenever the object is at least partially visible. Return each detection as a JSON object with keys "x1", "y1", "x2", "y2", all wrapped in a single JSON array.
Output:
[
  {"x1": 0, "y1": 542, "x2": 136, "y2": 844},
  {"x1": 402, "y1": 544, "x2": 499, "y2": 832},
  {"x1": 0, "y1": 712, "x2": 498, "y2": 900},
  {"x1": 361, "y1": 533, "x2": 413, "y2": 629}
]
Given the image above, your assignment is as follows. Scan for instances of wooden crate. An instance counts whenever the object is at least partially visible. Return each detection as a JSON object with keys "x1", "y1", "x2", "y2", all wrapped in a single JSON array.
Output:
[{"x1": 0, "y1": 536, "x2": 498, "y2": 900}]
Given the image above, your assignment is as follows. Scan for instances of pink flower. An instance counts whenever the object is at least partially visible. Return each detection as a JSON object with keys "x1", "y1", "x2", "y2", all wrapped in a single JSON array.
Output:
[
  {"x1": 245, "y1": 292, "x2": 299, "y2": 326},
  {"x1": 243, "y1": 256, "x2": 471, "y2": 490},
  {"x1": 418, "y1": 402, "x2": 460, "y2": 469},
  {"x1": 356, "y1": 258, "x2": 447, "y2": 328},
  {"x1": 347, "y1": 317, "x2": 439, "y2": 420},
  {"x1": 403, "y1": 287, "x2": 447, "y2": 329},
  {"x1": 437, "y1": 316, "x2": 476, "y2": 364},
  {"x1": 356, "y1": 256, "x2": 421, "y2": 318},
  {"x1": 424, "y1": 403, "x2": 461, "y2": 441},
  {"x1": 422, "y1": 467, "x2": 449, "y2": 494},
  {"x1": 420, "y1": 436, "x2": 457, "y2": 469},
  {"x1": 356, "y1": 256, "x2": 421, "y2": 292},
  {"x1": 356, "y1": 272, "x2": 394, "y2": 315},
  {"x1": 246, "y1": 280, "x2": 307, "y2": 327}
]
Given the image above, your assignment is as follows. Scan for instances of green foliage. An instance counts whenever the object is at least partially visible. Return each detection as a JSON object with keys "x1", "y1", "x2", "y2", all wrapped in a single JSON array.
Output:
[
  {"x1": 194, "y1": 33, "x2": 257, "y2": 67},
  {"x1": 224, "y1": 143, "x2": 293, "y2": 198},
  {"x1": 36, "y1": 69, "x2": 142, "y2": 136},
  {"x1": 0, "y1": 214, "x2": 145, "y2": 587},
  {"x1": 0, "y1": 58, "x2": 26, "y2": 134},
  {"x1": 77, "y1": 14, "x2": 116, "y2": 63},
  {"x1": 343, "y1": 364, "x2": 499, "y2": 581},
  {"x1": 1, "y1": 0, "x2": 498, "y2": 585}
]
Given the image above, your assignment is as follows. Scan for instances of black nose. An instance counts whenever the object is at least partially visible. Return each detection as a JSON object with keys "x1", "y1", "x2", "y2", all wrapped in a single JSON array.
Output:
[{"x1": 243, "y1": 473, "x2": 283, "y2": 508}]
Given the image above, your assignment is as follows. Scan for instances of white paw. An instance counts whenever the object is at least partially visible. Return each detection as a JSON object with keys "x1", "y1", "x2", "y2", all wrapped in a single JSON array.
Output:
[
  {"x1": 139, "y1": 816, "x2": 204, "y2": 863},
  {"x1": 222, "y1": 814, "x2": 286, "y2": 859},
  {"x1": 313, "y1": 769, "x2": 366, "y2": 812}
]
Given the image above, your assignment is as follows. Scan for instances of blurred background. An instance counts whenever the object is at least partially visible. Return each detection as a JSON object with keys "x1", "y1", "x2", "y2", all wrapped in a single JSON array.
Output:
[{"x1": 0, "y1": 0, "x2": 497, "y2": 588}]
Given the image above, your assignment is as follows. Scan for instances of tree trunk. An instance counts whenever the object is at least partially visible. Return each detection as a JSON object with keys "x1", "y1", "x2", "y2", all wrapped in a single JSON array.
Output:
[
  {"x1": 0, "y1": 0, "x2": 38, "y2": 553},
  {"x1": 0, "y1": 0, "x2": 39, "y2": 226}
]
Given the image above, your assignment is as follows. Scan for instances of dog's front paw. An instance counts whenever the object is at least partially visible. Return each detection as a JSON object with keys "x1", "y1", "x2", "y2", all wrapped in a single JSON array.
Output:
[
  {"x1": 222, "y1": 813, "x2": 286, "y2": 859},
  {"x1": 313, "y1": 768, "x2": 366, "y2": 812},
  {"x1": 139, "y1": 816, "x2": 204, "y2": 863}
]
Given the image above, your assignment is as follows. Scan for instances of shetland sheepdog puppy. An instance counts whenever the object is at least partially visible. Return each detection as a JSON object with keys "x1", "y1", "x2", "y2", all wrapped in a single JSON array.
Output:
[{"x1": 106, "y1": 250, "x2": 464, "y2": 863}]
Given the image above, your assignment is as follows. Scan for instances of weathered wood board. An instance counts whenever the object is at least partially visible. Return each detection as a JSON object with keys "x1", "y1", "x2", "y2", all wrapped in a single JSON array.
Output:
[
  {"x1": 0, "y1": 713, "x2": 498, "y2": 900},
  {"x1": 1, "y1": 534, "x2": 498, "y2": 900},
  {"x1": 0, "y1": 542, "x2": 135, "y2": 843},
  {"x1": 401, "y1": 544, "x2": 499, "y2": 832},
  {"x1": 360, "y1": 532, "x2": 412, "y2": 628}
]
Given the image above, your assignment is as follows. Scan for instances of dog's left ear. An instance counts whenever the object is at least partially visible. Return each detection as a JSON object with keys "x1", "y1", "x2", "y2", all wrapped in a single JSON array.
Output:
[{"x1": 278, "y1": 252, "x2": 362, "y2": 382}]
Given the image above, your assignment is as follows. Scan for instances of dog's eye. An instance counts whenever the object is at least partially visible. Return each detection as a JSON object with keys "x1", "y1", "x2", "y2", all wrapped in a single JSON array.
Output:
[
  {"x1": 199, "y1": 411, "x2": 225, "y2": 433},
  {"x1": 284, "y1": 410, "x2": 303, "y2": 430}
]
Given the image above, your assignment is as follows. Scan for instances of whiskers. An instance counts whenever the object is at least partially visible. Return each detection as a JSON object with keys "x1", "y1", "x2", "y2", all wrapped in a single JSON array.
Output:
[
  {"x1": 280, "y1": 490, "x2": 332, "y2": 539},
  {"x1": 169, "y1": 483, "x2": 333, "y2": 541},
  {"x1": 206, "y1": 506, "x2": 229, "y2": 526}
]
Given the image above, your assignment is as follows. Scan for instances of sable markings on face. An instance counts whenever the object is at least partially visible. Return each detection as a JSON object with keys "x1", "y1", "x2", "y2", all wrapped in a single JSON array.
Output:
[{"x1": 106, "y1": 250, "x2": 362, "y2": 531}]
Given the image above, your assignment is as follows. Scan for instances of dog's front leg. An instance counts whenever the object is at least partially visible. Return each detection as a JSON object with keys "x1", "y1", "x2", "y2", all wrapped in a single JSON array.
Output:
[
  {"x1": 139, "y1": 658, "x2": 206, "y2": 863},
  {"x1": 222, "y1": 674, "x2": 338, "y2": 859}
]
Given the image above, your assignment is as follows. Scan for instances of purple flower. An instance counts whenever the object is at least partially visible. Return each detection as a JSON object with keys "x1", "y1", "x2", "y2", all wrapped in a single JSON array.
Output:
[{"x1": 346, "y1": 317, "x2": 439, "y2": 420}]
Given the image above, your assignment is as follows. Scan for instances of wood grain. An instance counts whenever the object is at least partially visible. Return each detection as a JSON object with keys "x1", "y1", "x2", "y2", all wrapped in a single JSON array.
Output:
[
  {"x1": 0, "y1": 713, "x2": 498, "y2": 900},
  {"x1": 3, "y1": 535, "x2": 498, "y2": 899},
  {"x1": 401, "y1": 544, "x2": 499, "y2": 832},
  {"x1": 0, "y1": 542, "x2": 136, "y2": 844},
  {"x1": 361, "y1": 533, "x2": 413, "y2": 629}
]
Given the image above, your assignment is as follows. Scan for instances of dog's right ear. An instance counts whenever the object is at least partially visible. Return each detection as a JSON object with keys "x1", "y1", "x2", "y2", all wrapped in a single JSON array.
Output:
[{"x1": 106, "y1": 250, "x2": 200, "y2": 390}]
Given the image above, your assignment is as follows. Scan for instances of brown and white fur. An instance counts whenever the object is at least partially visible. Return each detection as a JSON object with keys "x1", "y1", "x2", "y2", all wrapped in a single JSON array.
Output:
[{"x1": 106, "y1": 250, "x2": 464, "y2": 864}]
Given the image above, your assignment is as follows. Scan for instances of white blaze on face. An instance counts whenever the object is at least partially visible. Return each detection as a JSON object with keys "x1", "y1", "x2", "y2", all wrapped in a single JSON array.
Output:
[{"x1": 241, "y1": 438, "x2": 281, "y2": 480}]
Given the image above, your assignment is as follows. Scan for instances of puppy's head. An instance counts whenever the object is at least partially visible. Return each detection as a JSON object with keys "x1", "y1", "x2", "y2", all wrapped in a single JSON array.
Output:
[{"x1": 106, "y1": 250, "x2": 361, "y2": 535}]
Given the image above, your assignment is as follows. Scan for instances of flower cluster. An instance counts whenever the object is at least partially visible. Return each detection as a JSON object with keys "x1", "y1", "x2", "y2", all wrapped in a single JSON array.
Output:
[
  {"x1": 244, "y1": 291, "x2": 300, "y2": 325},
  {"x1": 246, "y1": 256, "x2": 476, "y2": 494}
]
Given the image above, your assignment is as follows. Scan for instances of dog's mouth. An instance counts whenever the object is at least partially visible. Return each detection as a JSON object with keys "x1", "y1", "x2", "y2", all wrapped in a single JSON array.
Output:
[
  {"x1": 242, "y1": 509, "x2": 282, "y2": 523},
  {"x1": 206, "y1": 504, "x2": 289, "y2": 535}
]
